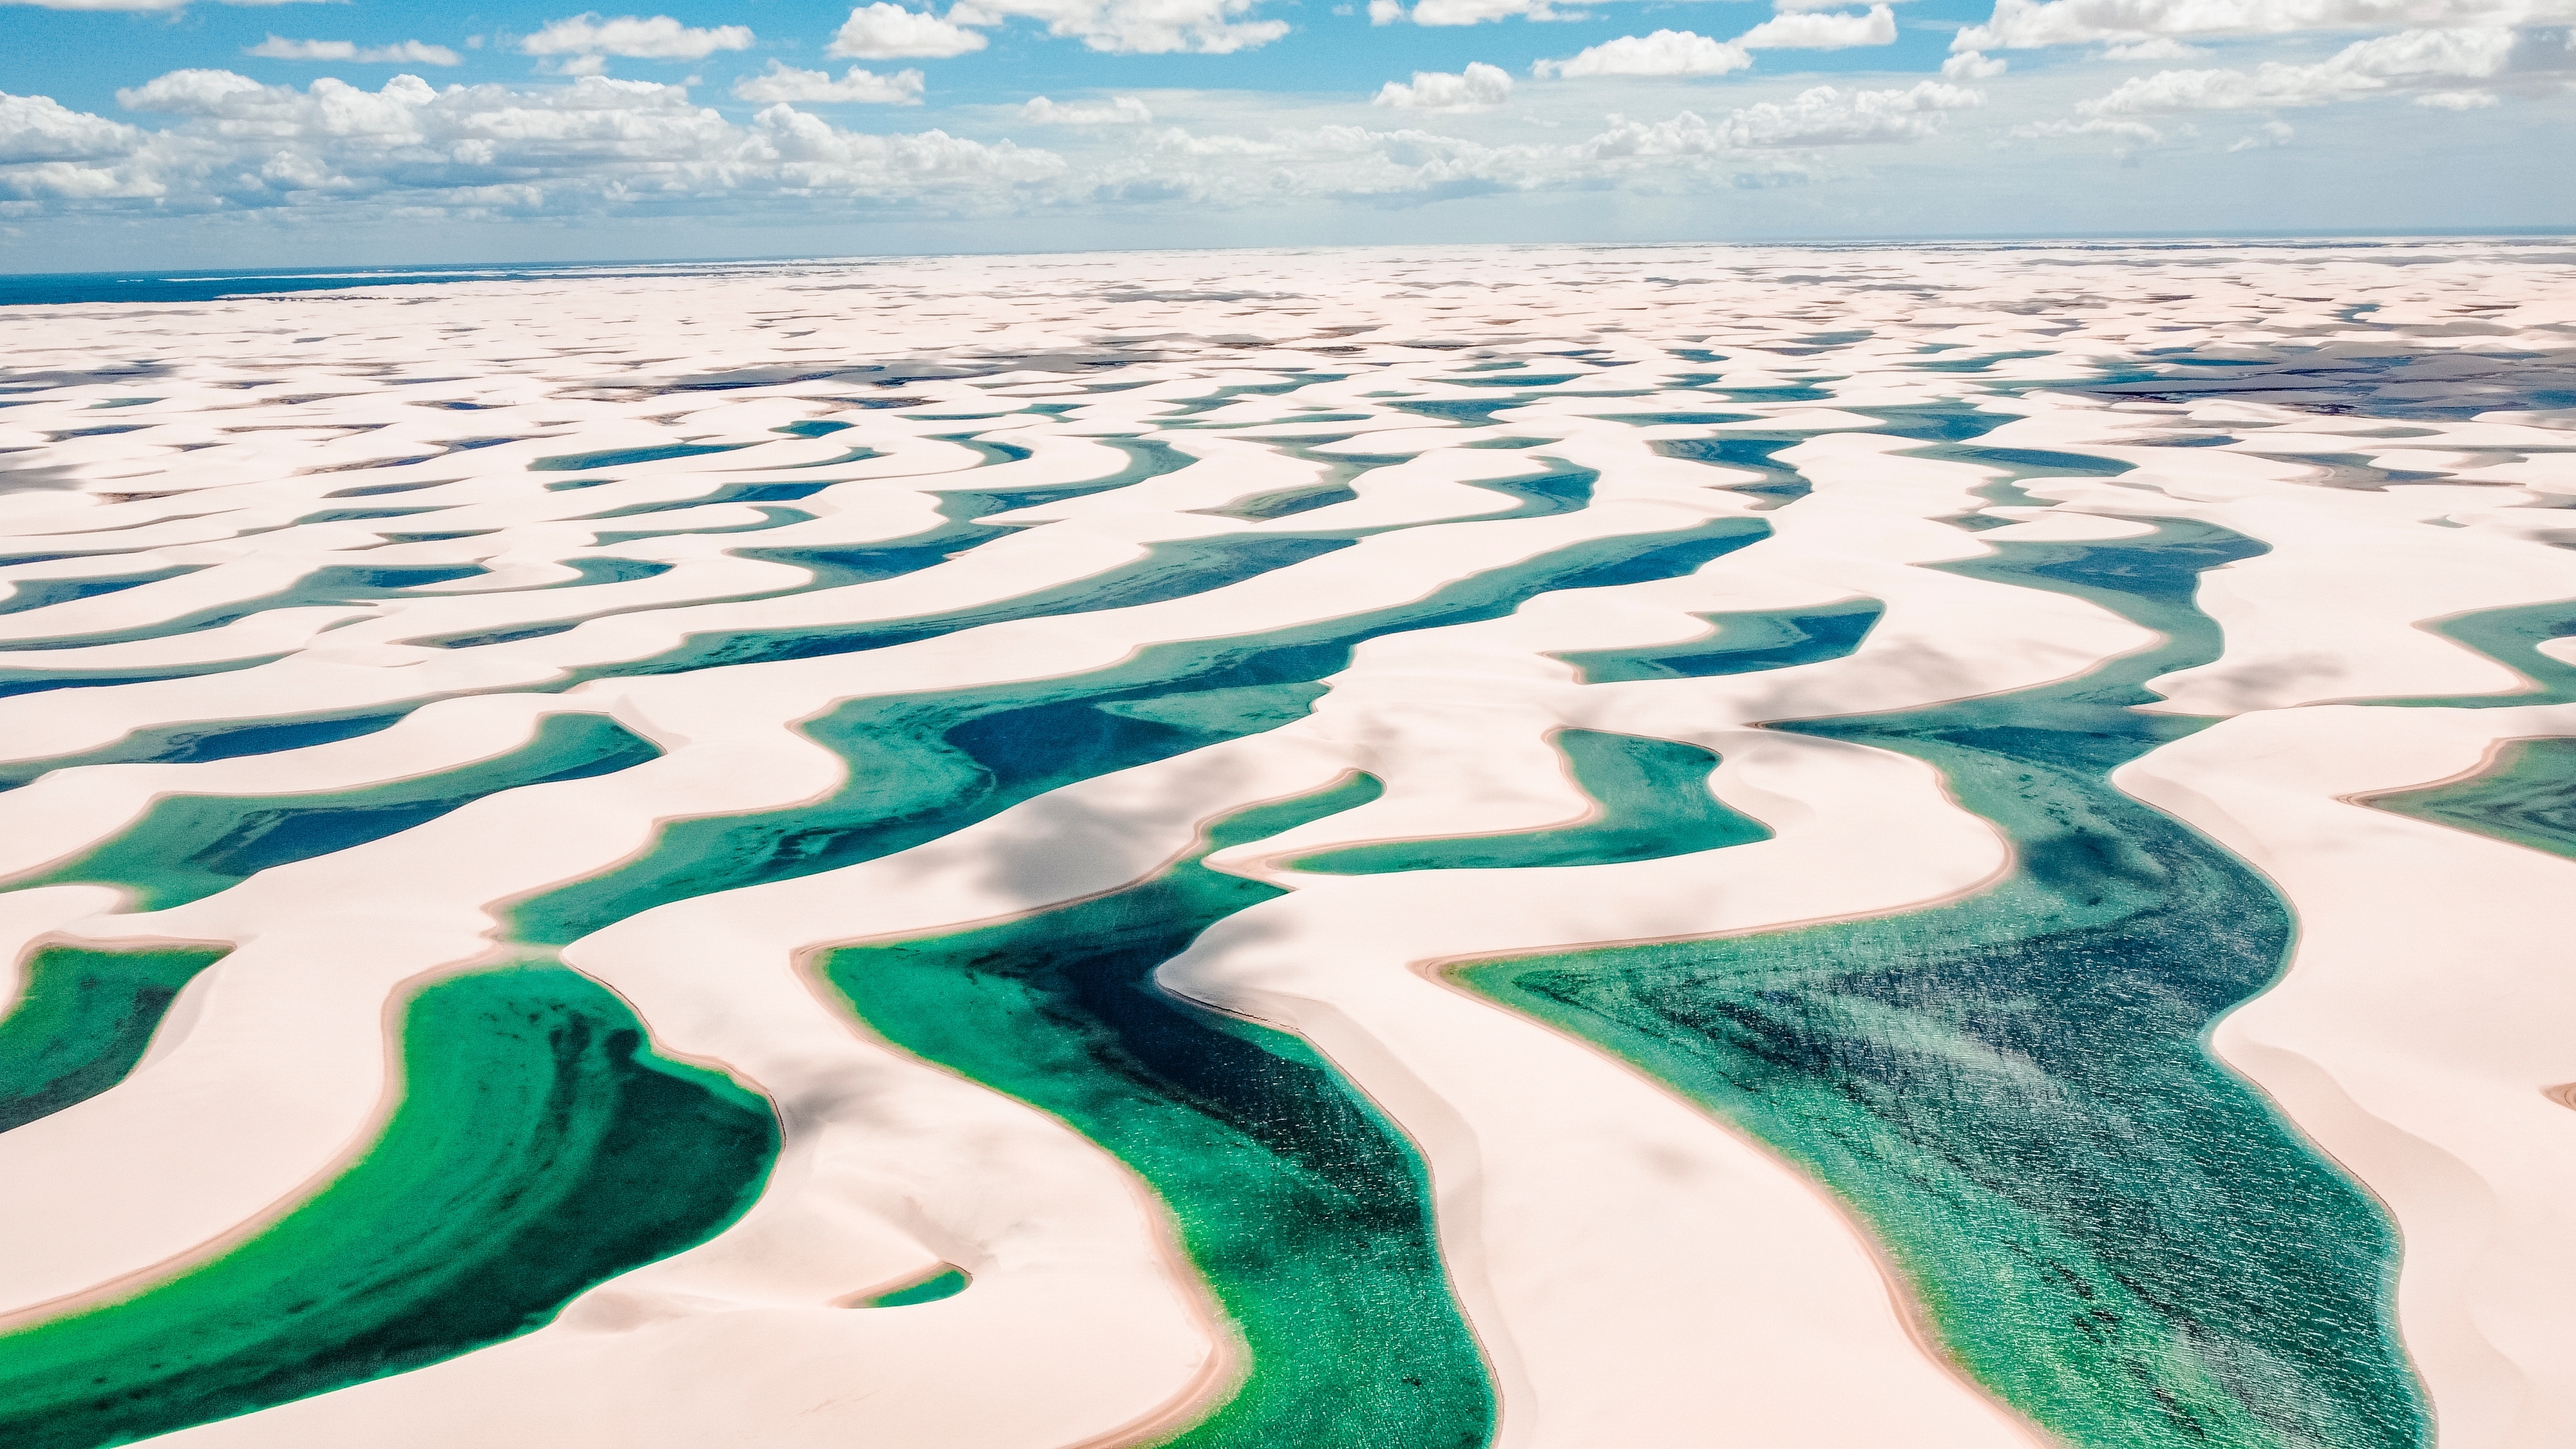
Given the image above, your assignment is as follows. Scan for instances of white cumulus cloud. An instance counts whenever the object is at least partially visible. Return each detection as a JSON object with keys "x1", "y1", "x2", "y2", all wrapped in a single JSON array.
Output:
[
  {"x1": 1379, "y1": 0, "x2": 1575, "y2": 26},
  {"x1": 1535, "y1": 30, "x2": 1754, "y2": 77},
  {"x1": 1943, "y1": 48, "x2": 2011, "y2": 76},
  {"x1": 1718, "y1": 79, "x2": 1984, "y2": 143},
  {"x1": 2014, "y1": 114, "x2": 2164, "y2": 140},
  {"x1": 247, "y1": 38, "x2": 466, "y2": 66},
  {"x1": 2416, "y1": 84, "x2": 2502, "y2": 100},
  {"x1": 1737, "y1": 5, "x2": 1900, "y2": 49},
  {"x1": 827, "y1": 4, "x2": 990, "y2": 58},
  {"x1": 0, "y1": 66, "x2": 2022, "y2": 220},
  {"x1": 0, "y1": 91, "x2": 142, "y2": 165},
  {"x1": 1956, "y1": 0, "x2": 2576, "y2": 51},
  {"x1": 2099, "y1": 37, "x2": 2206, "y2": 58},
  {"x1": 2078, "y1": 25, "x2": 2517, "y2": 110},
  {"x1": 519, "y1": 14, "x2": 755, "y2": 65},
  {"x1": 945, "y1": 0, "x2": 1289, "y2": 52},
  {"x1": 744, "y1": 103, "x2": 1063, "y2": 184},
  {"x1": 115, "y1": 68, "x2": 273, "y2": 113},
  {"x1": 1374, "y1": 61, "x2": 1515, "y2": 109},
  {"x1": 2227, "y1": 117, "x2": 2298, "y2": 144},
  {"x1": 1586, "y1": 80, "x2": 1984, "y2": 155},
  {"x1": 30, "y1": 71, "x2": 1062, "y2": 214},
  {"x1": 1021, "y1": 95, "x2": 1155, "y2": 122},
  {"x1": 733, "y1": 61, "x2": 925, "y2": 104}
]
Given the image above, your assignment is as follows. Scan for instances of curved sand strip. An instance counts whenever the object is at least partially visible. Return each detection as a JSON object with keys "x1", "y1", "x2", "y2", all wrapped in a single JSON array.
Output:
[
  {"x1": 2117, "y1": 703, "x2": 2576, "y2": 1449},
  {"x1": 0, "y1": 240, "x2": 2568, "y2": 1449},
  {"x1": 137, "y1": 446, "x2": 2164, "y2": 1446},
  {"x1": 0, "y1": 491, "x2": 1765, "y2": 1316}
]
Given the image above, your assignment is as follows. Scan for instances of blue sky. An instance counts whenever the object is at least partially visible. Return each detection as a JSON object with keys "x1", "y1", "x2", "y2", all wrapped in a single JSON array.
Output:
[
  {"x1": 0, "y1": 0, "x2": 2570, "y2": 269},
  {"x1": 7, "y1": 1, "x2": 1982, "y2": 115}
]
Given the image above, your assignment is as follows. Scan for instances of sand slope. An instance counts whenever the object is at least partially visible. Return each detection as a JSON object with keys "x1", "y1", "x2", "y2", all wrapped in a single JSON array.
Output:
[{"x1": 0, "y1": 239, "x2": 2566, "y2": 1449}]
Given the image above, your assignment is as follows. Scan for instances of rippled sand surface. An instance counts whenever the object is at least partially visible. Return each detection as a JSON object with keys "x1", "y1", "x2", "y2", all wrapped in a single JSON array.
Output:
[{"x1": 1, "y1": 240, "x2": 2572, "y2": 1449}]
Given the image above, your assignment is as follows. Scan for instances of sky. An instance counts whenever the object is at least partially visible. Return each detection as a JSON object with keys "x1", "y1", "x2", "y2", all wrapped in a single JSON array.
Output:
[{"x1": 0, "y1": 0, "x2": 2570, "y2": 270}]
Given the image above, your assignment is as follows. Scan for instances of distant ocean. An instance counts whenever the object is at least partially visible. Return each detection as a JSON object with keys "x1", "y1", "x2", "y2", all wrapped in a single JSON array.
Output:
[
  {"x1": 0, "y1": 260, "x2": 828, "y2": 307},
  {"x1": 7, "y1": 235, "x2": 2573, "y2": 308}
]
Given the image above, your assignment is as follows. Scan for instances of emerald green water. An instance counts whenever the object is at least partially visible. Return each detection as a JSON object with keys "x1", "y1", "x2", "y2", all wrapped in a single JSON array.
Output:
[
  {"x1": 18, "y1": 714, "x2": 664, "y2": 912},
  {"x1": 864, "y1": 1268, "x2": 969, "y2": 1308},
  {"x1": 0, "y1": 654, "x2": 288, "y2": 705},
  {"x1": 564, "y1": 533, "x2": 1356, "y2": 683},
  {"x1": 1457, "y1": 462, "x2": 1596, "y2": 519},
  {"x1": 0, "y1": 565, "x2": 488, "y2": 652},
  {"x1": 531, "y1": 442, "x2": 753, "y2": 471},
  {"x1": 2382, "y1": 598, "x2": 2576, "y2": 707},
  {"x1": 1291, "y1": 730, "x2": 1770, "y2": 873},
  {"x1": 509, "y1": 517, "x2": 1769, "y2": 945},
  {"x1": 1454, "y1": 520, "x2": 2427, "y2": 1449},
  {"x1": 2368, "y1": 735, "x2": 2576, "y2": 860},
  {"x1": 1651, "y1": 435, "x2": 1811, "y2": 507},
  {"x1": 0, "y1": 709, "x2": 412, "y2": 794},
  {"x1": 592, "y1": 505, "x2": 810, "y2": 546},
  {"x1": 1, "y1": 392, "x2": 2471, "y2": 1449},
  {"x1": 570, "y1": 480, "x2": 837, "y2": 520},
  {"x1": 819, "y1": 777, "x2": 1493, "y2": 1449},
  {"x1": 706, "y1": 439, "x2": 1203, "y2": 595},
  {"x1": 0, "y1": 963, "x2": 778, "y2": 1449},
  {"x1": 724, "y1": 488, "x2": 1019, "y2": 594},
  {"x1": 562, "y1": 456, "x2": 1602, "y2": 688},
  {"x1": 0, "y1": 566, "x2": 200, "y2": 617},
  {"x1": 1549, "y1": 598, "x2": 1882, "y2": 683},
  {"x1": 1198, "y1": 478, "x2": 1362, "y2": 521},
  {"x1": 0, "y1": 943, "x2": 227, "y2": 1132}
]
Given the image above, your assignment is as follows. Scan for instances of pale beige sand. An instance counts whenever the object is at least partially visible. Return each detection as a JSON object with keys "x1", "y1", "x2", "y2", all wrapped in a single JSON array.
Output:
[
  {"x1": 2121, "y1": 705, "x2": 2576, "y2": 1449},
  {"x1": 0, "y1": 239, "x2": 2566, "y2": 1448}
]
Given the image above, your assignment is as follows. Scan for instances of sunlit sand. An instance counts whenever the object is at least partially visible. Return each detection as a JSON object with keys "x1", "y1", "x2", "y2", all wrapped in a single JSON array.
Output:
[{"x1": 1, "y1": 240, "x2": 2569, "y2": 1449}]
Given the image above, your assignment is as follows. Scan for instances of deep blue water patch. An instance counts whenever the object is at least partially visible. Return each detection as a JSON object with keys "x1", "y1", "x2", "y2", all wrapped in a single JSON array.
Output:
[
  {"x1": 0, "y1": 708, "x2": 414, "y2": 793},
  {"x1": 1651, "y1": 436, "x2": 1812, "y2": 507},
  {"x1": 531, "y1": 443, "x2": 755, "y2": 472},
  {"x1": 0, "y1": 565, "x2": 202, "y2": 618},
  {"x1": 509, "y1": 515, "x2": 1770, "y2": 944},
  {"x1": 0, "y1": 653, "x2": 289, "y2": 704},
  {"x1": 1462, "y1": 462, "x2": 1596, "y2": 518},
  {"x1": 1551, "y1": 597, "x2": 1883, "y2": 683},
  {"x1": 591, "y1": 506, "x2": 809, "y2": 546},
  {"x1": 0, "y1": 564, "x2": 489, "y2": 652},
  {"x1": 562, "y1": 533, "x2": 1359, "y2": 683},
  {"x1": 17, "y1": 713, "x2": 665, "y2": 911},
  {"x1": 571, "y1": 480, "x2": 839, "y2": 520}
]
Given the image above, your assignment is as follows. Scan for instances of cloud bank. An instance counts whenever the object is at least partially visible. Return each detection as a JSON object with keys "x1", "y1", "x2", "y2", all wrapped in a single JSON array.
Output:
[
  {"x1": 1535, "y1": 31, "x2": 1755, "y2": 78},
  {"x1": 1737, "y1": 5, "x2": 1900, "y2": 50},
  {"x1": 828, "y1": 5, "x2": 992, "y2": 59},
  {"x1": 732, "y1": 62, "x2": 927, "y2": 106},
  {"x1": 1374, "y1": 62, "x2": 1515, "y2": 110},
  {"x1": 247, "y1": 39, "x2": 465, "y2": 67},
  {"x1": 1021, "y1": 95, "x2": 1156, "y2": 122},
  {"x1": 516, "y1": 14, "x2": 755, "y2": 75},
  {"x1": 0, "y1": 65, "x2": 2002, "y2": 223}
]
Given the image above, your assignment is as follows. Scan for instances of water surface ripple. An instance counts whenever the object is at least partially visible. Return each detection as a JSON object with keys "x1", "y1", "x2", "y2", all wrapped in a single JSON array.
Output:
[{"x1": 0, "y1": 241, "x2": 2566, "y2": 1449}]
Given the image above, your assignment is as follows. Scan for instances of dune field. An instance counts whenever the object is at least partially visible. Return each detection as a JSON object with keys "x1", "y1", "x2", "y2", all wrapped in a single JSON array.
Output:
[{"x1": 0, "y1": 239, "x2": 2571, "y2": 1449}]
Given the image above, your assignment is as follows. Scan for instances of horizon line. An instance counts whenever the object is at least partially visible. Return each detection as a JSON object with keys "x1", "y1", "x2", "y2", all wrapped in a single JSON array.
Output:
[{"x1": 5, "y1": 226, "x2": 2573, "y2": 283}]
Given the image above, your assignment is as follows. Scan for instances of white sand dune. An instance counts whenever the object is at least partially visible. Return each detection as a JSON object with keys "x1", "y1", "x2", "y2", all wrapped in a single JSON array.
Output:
[
  {"x1": 2121, "y1": 704, "x2": 2576, "y2": 1449},
  {"x1": 0, "y1": 239, "x2": 2567, "y2": 1449}
]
